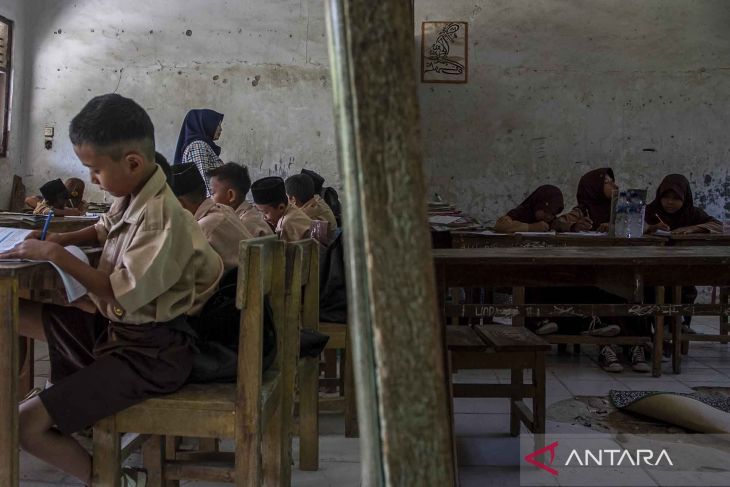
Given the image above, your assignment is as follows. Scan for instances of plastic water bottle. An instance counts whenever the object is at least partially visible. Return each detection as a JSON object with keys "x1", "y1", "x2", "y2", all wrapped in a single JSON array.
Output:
[
  {"x1": 626, "y1": 191, "x2": 645, "y2": 238},
  {"x1": 614, "y1": 192, "x2": 630, "y2": 237}
]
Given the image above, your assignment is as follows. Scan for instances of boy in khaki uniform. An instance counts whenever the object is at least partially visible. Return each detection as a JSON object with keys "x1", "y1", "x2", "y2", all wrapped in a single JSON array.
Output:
[
  {"x1": 285, "y1": 173, "x2": 337, "y2": 243},
  {"x1": 1, "y1": 94, "x2": 223, "y2": 486},
  {"x1": 208, "y1": 162, "x2": 273, "y2": 237},
  {"x1": 251, "y1": 176, "x2": 312, "y2": 242},
  {"x1": 171, "y1": 162, "x2": 253, "y2": 271}
]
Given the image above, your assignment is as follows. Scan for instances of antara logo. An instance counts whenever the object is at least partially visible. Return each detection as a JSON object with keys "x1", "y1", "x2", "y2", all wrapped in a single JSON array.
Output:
[{"x1": 524, "y1": 441, "x2": 674, "y2": 476}]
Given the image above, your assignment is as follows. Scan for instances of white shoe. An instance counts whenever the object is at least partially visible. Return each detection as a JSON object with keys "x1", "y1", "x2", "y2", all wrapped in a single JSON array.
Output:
[
  {"x1": 599, "y1": 346, "x2": 623, "y2": 373},
  {"x1": 536, "y1": 320, "x2": 558, "y2": 335},
  {"x1": 582, "y1": 317, "x2": 621, "y2": 337},
  {"x1": 631, "y1": 346, "x2": 651, "y2": 373}
]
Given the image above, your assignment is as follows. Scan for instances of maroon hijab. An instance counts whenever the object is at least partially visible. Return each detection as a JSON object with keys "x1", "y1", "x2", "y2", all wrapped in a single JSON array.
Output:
[
  {"x1": 645, "y1": 174, "x2": 716, "y2": 229},
  {"x1": 576, "y1": 168, "x2": 614, "y2": 229},
  {"x1": 507, "y1": 185, "x2": 564, "y2": 223}
]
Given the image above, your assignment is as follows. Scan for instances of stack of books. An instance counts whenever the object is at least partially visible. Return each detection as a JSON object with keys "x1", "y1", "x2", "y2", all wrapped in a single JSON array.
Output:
[{"x1": 427, "y1": 201, "x2": 481, "y2": 231}]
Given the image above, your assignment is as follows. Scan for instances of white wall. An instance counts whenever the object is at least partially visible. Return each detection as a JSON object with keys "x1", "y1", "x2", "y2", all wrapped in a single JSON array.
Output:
[
  {"x1": 21, "y1": 0, "x2": 335, "y2": 202},
  {"x1": 0, "y1": 0, "x2": 27, "y2": 208},
  {"x1": 416, "y1": 0, "x2": 730, "y2": 222}
]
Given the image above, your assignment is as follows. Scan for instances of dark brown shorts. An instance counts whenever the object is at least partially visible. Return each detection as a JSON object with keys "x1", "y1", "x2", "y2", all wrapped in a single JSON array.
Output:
[{"x1": 38, "y1": 304, "x2": 194, "y2": 435}]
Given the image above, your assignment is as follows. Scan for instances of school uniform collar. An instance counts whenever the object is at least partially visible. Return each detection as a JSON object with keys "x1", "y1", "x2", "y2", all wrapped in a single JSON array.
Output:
[
  {"x1": 236, "y1": 201, "x2": 254, "y2": 213},
  {"x1": 302, "y1": 197, "x2": 318, "y2": 210},
  {"x1": 105, "y1": 165, "x2": 167, "y2": 225},
  {"x1": 194, "y1": 198, "x2": 217, "y2": 221}
]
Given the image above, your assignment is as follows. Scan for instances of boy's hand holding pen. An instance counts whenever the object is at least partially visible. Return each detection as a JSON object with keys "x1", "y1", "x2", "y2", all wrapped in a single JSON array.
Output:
[{"x1": 0, "y1": 212, "x2": 62, "y2": 261}]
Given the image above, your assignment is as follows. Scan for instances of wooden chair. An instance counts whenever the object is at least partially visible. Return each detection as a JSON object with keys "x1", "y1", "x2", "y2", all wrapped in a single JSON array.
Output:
[
  {"x1": 288, "y1": 239, "x2": 321, "y2": 471},
  {"x1": 92, "y1": 235, "x2": 294, "y2": 486},
  {"x1": 317, "y1": 323, "x2": 357, "y2": 438}
]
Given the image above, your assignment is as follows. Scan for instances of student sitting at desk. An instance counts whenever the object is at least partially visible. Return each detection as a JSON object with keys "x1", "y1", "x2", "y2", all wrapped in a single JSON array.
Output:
[
  {"x1": 171, "y1": 161, "x2": 253, "y2": 271},
  {"x1": 645, "y1": 174, "x2": 722, "y2": 235},
  {"x1": 251, "y1": 176, "x2": 312, "y2": 242},
  {"x1": 208, "y1": 162, "x2": 273, "y2": 237},
  {"x1": 494, "y1": 185, "x2": 564, "y2": 233},
  {"x1": 554, "y1": 167, "x2": 618, "y2": 232},
  {"x1": 2, "y1": 94, "x2": 223, "y2": 486},
  {"x1": 285, "y1": 173, "x2": 338, "y2": 243},
  {"x1": 31, "y1": 178, "x2": 86, "y2": 216}
]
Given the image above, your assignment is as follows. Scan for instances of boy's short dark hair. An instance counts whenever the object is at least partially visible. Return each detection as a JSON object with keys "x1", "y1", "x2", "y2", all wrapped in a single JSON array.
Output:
[
  {"x1": 170, "y1": 163, "x2": 206, "y2": 203},
  {"x1": 69, "y1": 93, "x2": 155, "y2": 161},
  {"x1": 285, "y1": 174, "x2": 315, "y2": 203},
  {"x1": 208, "y1": 162, "x2": 252, "y2": 196},
  {"x1": 155, "y1": 152, "x2": 172, "y2": 183}
]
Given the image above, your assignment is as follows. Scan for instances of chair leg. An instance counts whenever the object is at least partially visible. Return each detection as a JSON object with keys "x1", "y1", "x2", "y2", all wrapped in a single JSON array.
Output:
[
  {"x1": 323, "y1": 349, "x2": 338, "y2": 392},
  {"x1": 344, "y1": 342, "x2": 359, "y2": 438},
  {"x1": 92, "y1": 416, "x2": 121, "y2": 487},
  {"x1": 720, "y1": 287, "x2": 729, "y2": 345},
  {"x1": 17, "y1": 337, "x2": 34, "y2": 401},
  {"x1": 532, "y1": 353, "x2": 546, "y2": 453},
  {"x1": 652, "y1": 287, "x2": 665, "y2": 377},
  {"x1": 299, "y1": 356, "x2": 319, "y2": 471},
  {"x1": 263, "y1": 400, "x2": 284, "y2": 487},
  {"x1": 142, "y1": 435, "x2": 165, "y2": 487},
  {"x1": 164, "y1": 437, "x2": 180, "y2": 487},
  {"x1": 510, "y1": 368, "x2": 522, "y2": 437}
]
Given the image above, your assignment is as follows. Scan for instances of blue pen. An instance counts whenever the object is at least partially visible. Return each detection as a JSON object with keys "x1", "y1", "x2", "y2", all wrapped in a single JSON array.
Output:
[{"x1": 40, "y1": 211, "x2": 54, "y2": 241}]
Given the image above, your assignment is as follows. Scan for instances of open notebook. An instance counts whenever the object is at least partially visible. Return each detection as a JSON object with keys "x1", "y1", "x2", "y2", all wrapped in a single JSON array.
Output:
[{"x1": 0, "y1": 227, "x2": 88, "y2": 302}]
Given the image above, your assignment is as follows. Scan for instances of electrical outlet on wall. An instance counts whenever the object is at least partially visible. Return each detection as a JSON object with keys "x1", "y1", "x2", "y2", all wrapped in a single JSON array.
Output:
[{"x1": 44, "y1": 126, "x2": 54, "y2": 150}]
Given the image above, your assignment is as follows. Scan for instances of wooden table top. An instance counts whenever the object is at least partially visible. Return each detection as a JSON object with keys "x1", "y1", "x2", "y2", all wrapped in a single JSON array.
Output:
[
  {"x1": 450, "y1": 231, "x2": 668, "y2": 248},
  {"x1": 0, "y1": 217, "x2": 99, "y2": 233},
  {"x1": 432, "y1": 246, "x2": 730, "y2": 266},
  {"x1": 0, "y1": 248, "x2": 102, "y2": 276}
]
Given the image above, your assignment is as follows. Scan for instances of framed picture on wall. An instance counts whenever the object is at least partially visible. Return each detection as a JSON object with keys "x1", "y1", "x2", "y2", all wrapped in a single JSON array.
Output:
[{"x1": 421, "y1": 21, "x2": 468, "y2": 83}]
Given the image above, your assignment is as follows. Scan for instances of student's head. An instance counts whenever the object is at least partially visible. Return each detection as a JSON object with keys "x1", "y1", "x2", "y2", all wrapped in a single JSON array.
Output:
[
  {"x1": 155, "y1": 152, "x2": 172, "y2": 184},
  {"x1": 69, "y1": 93, "x2": 156, "y2": 197},
  {"x1": 657, "y1": 174, "x2": 691, "y2": 215},
  {"x1": 603, "y1": 171, "x2": 618, "y2": 199},
  {"x1": 208, "y1": 162, "x2": 251, "y2": 208},
  {"x1": 507, "y1": 185, "x2": 564, "y2": 224},
  {"x1": 64, "y1": 178, "x2": 85, "y2": 204},
  {"x1": 40, "y1": 178, "x2": 70, "y2": 208},
  {"x1": 170, "y1": 163, "x2": 206, "y2": 214},
  {"x1": 300, "y1": 168, "x2": 325, "y2": 195},
  {"x1": 285, "y1": 174, "x2": 315, "y2": 207},
  {"x1": 251, "y1": 176, "x2": 288, "y2": 225},
  {"x1": 578, "y1": 168, "x2": 616, "y2": 204}
]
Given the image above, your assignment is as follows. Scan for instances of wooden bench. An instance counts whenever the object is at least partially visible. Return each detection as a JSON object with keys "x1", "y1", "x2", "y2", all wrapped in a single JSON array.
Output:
[
  {"x1": 446, "y1": 325, "x2": 550, "y2": 448},
  {"x1": 91, "y1": 236, "x2": 294, "y2": 487}
]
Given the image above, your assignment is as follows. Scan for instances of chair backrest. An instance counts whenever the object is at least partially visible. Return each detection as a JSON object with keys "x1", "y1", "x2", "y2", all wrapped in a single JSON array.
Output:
[
  {"x1": 235, "y1": 235, "x2": 285, "y2": 419},
  {"x1": 286, "y1": 239, "x2": 320, "y2": 336}
]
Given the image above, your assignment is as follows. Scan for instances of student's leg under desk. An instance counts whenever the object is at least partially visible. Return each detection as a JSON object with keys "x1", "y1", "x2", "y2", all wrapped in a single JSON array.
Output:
[{"x1": 653, "y1": 287, "x2": 665, "y2": 378}]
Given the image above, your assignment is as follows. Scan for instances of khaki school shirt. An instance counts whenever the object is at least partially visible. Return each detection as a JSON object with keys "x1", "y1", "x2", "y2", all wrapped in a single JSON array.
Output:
[
  {"x1": 301, "y1": 196, "x2": 337, "y2": 242},
  {"x1": 275, "y1": 204, "x2": 312, "y2": 242},
  {"x1": 235, "y1": 201, "x2": 274, "y2": 237},
  {"x1": 195, "y1": 198, "x2": 253, "y2": 271},
  {"x1": 91, "y1": 166, "x2": 223, "y2": 324}
]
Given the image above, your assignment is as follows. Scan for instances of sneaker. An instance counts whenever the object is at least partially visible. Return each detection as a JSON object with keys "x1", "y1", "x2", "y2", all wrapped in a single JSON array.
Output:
[
  {"x1": 535, "y1": 320, "x2": 558, "y2": 335},
  {"x1": 582, "y1": 317, "x2": 620, "y2": 337},
  {"x1": 599, "y1": 346, "x2": 623, "y2": 373},
  {"x1": 681, "y1": 324, "x2": 697, "y2": 335},
  {"x1": 630, "y1": 346, "x2": 651, "y2": 373},
  {"x1": 122, "y1": 467, "x2": 147, "y2": 487}
]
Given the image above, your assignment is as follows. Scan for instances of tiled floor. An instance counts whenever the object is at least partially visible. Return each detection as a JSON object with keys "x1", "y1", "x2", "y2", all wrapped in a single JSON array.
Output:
[{"x1": 21, "y1": 317, "x2": 730, "y2": 486}]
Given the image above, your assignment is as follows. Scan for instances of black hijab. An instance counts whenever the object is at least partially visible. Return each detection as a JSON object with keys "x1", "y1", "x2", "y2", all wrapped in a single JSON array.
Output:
[
  {"x1": 507, "y1": 185, "x2": 564, "y2": 223},
  {"x1": 576, "y1": 168, "x2": 614, "y2": 229},
  {"x1": 173, "y1": 109, "x2": 224, "y2": 164},
  {"x1": 645, "y1": 174, "x2": 716, "y2": 229}
]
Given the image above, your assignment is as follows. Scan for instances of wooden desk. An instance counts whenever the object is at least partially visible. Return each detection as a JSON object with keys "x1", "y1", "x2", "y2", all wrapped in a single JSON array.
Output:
[
  {"x1": 433, "y1": 247, "x2": 730, "y2": 377},
  {"x1": 0, "y1": 251, "x2": 100, "y2": 486},
  {"x1": 0, "y1": 217, "x2": 99, "y2": 234},
  {"x1": 450, "y1": 232, "x2": 667, "y2": 249}
]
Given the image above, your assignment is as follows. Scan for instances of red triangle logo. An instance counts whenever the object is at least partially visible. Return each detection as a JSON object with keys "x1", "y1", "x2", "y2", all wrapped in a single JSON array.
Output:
[{"x1": 524, "y1": 441, "x2": 559, "y2": 476}]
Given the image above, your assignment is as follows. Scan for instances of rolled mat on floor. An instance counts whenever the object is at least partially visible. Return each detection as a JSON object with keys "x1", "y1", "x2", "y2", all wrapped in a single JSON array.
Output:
[{"x1": 610, "y1": 389, "x2": 730, "y2": 434}]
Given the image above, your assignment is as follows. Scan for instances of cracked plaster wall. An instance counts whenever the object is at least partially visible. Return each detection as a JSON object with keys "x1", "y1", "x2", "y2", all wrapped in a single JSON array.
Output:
[
  {"x1": 416, "y1": 0, "x2": 730, "y2": 223},
  {"x1": 20, "y1": 0, "x2": 335, "y2": 203}
]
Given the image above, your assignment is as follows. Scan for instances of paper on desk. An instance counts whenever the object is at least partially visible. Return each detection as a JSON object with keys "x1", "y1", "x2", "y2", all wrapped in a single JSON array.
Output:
[
  {"x1": 428, "y1": 215, "x2": 462, "y2": 225},
  {"x1": 563, "y1": 231, "x2": 608, "y2": 237},
  {"x1": 48, "y1": 246, "x2": 89, "y2": 302},
  {"x1": 0, "y1": 227, "x2": 32, "y2": 252},
  {"x1": 654, "y1": 229, "x2": 672, "y2": 237}
]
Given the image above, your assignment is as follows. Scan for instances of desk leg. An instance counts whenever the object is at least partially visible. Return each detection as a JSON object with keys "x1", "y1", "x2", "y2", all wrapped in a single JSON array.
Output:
[
  {"x1": 0, "y1": 277, "x2": 19, "y2": 487},
  {"x1": 720, "y1": 287, "x2": 729, "y2": 345},
  {"x1": 510, "y1": 365, "x2": 523, "y2": 437},
  {"x1": 512, "y1": 287, "x2": 525, "y2": 328},
  {"x1": 18, "y1": 337, "x2": 34, "y2": 402},
  {"x1": 672, "y1": 286, "x2": 682, "y2": 374},
  {"x1": 532, "y1": 352, "x2": 545, "y2": 453},
  {"x1": 653, "y1": 287, "x2": 664, "y2": 378}
]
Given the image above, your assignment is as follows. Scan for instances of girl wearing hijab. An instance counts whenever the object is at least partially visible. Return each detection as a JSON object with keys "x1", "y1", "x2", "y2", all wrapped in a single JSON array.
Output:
[
  {"x1": 174, "y1": 109, "x2": 224, "y2": 196},
  {"x1": 645, "y1": 174, "x2": 721, "y2": 333},
  {"x1": 495, "y1": 185, "x2": 564, "y2": 233},
  {"x1": 554, "y1": 167, "x2": 618, "y2": 232},
  {"x1": 645, "y1": 174, "x2": 721, "y2": 235}
]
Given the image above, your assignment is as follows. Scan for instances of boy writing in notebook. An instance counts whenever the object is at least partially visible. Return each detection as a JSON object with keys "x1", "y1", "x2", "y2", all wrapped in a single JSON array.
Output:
[
  {"x1": 251, "y1": 176, "x2": 312, "y2": 242},
  {"x1": 285, "y1": 173, "x2": 338, "y2": 242},
  {"x1": 31, "y1": 178, "x2": 86, "y2": 216},
  {"x1": 1, "y1": 93, "x2": 223, "y2": 486},
  {"x1": 207, "y1": 161, "x2": 273, "y2": 237},
  {"x1": 171, "y1": 161, "x2": 253, "y2": 271}
]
